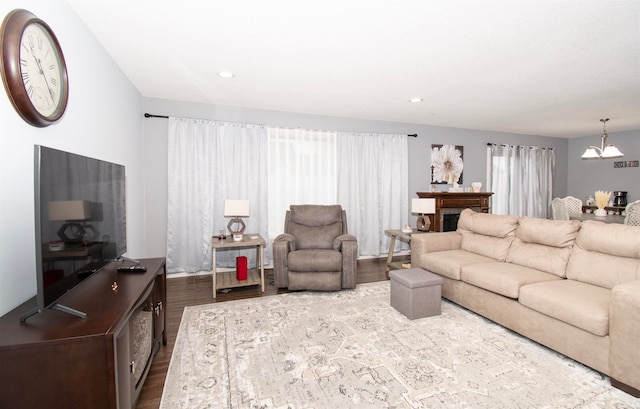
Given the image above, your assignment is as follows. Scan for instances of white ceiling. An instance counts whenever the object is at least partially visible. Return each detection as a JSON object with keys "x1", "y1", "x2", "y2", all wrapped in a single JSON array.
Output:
[{"x1": 66, "y1": 0, "x2": 640, "y2": 138}]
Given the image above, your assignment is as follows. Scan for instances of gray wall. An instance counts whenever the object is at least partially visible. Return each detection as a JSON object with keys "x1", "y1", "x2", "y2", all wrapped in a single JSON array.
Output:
[
  {"x1": 0, "y1": 0, "x2": 145, "y2": 316},
  {"x1": 568, "y1": 130, "x2": 640, "y2": 203},
  {"x1": 142, "y1": 98, "x2": 569, "y2": 258},
  {"x1": 9, "y1": 1, "x2": 625, "y2": 317}
]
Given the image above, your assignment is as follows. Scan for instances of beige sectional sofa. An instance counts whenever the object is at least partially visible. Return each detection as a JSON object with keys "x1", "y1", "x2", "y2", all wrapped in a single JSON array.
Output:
[{"x1": 410, "y1": 209, "x2": 640, "y2": 397}]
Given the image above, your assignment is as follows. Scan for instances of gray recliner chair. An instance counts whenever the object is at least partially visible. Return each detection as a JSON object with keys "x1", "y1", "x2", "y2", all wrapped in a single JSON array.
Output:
[{"x1": 272, "y1": 205, "x2": 357, "y2": 291}]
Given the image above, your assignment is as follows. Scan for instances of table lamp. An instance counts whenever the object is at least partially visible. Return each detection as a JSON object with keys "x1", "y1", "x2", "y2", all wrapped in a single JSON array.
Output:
[
  {"x1": 411, "y1": 198, "x2": 436, "y2": 232},
  {"x1": 224, "y1": 199, "x2": 250, "y2": 241},
  {"x1": 48, "y1": 200, "x2": 93, "y2": 244}
]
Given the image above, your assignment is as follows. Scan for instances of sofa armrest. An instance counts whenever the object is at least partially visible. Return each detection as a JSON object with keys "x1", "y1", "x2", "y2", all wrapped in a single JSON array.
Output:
[
  {"x1": 609, "y1": 280, "x2": 640, "y2": 393},
  {"x1": 272, "y1": 234, "x2": 296, "y2": 288},
  {"x1": 334, "y1": 234, "x2": 357, "y2": 289},
  {"x1": 410, "y1": 232, "x2": 462, "y2": 267}
]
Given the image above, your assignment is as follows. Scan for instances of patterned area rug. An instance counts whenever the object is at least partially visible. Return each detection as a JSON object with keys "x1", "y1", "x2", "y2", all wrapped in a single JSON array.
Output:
[{"x1": 160, "y1": 281, "x2": 640, "y2": 408}]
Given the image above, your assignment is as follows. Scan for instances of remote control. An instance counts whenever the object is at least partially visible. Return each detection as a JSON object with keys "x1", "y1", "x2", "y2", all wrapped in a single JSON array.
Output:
[{"x1": 117, "y1": 266, "x2": 147, "y2": 273}]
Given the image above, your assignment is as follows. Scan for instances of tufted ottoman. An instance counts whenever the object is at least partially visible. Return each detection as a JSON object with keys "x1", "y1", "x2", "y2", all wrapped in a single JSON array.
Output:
[{"x1": 389, "y1": 268, "x2": 442, "y2": 319}]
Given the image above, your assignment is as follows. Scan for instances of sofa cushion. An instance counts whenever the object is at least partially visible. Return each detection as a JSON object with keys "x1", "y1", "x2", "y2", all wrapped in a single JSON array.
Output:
[
  {"x1": 457, "y1": 209, "x2": 519, "y2": 261},
  {"x1": 519, "y1": 280, "x2": 611, "y2": 336},
  {"x1": 418, "y1": 249, "x2": 495, "y2": 280},
  {"x1": 575, "y1": 221, "x2": 640, "y2": 258},
  {"x1": 288, "y1": 249, "x2": 342, "y2": 272},
  {"x1": 566, "y1": 221, "x2": 640, "y2": 289},
  {"x1": 461, "y1": 262, "x2": 562, "y2": 299},
  {"x1": 506, "y1": 217, "x2": 580, "y2": 278}
]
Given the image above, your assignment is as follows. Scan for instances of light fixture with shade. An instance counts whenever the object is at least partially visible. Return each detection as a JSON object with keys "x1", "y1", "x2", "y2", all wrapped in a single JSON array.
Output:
[
  {"x1": 224, "y1": 199, "x2": 250, "y2": 241},
  {"x1": 411, "y1": 198, "x2": 436, "y2": 232},
  {"x1": 581, "y1": 118, "x2": 624, "y2": 159}
]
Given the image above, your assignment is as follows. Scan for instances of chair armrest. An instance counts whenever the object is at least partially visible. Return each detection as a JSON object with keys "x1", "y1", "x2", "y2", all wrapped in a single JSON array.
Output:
[
  {"x1": 410, "y1": 232, "x2": 462, "y2": 267},
  {"x1": 334, "y1": 234, "x2": 357, "y2": 289},
  {"x1": 274, "y1": 233, "x2": 296, "y2": 252},
  {"x1": 333, "y1": 234, "x2": 357, "y2": 251},
  {"x1": 609, "y1": 280, "x2": 640, "y2": 393},
  {"x1": 272, "y1": 234, "x2": 297, "y2": 288}
]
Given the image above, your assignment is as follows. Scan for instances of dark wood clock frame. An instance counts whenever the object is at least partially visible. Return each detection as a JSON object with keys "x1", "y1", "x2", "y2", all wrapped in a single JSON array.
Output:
[{"x1": 1, "y1": 9, "x2": 69, "y2": 127}]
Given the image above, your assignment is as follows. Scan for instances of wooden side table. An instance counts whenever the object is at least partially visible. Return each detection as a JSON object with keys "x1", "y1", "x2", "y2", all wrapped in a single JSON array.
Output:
[
  {"x1": 211, "y1": 234, "x2": 265, "y2": 298},
  {"x1": 384, "y1": 229, "x2": 427, "y2": 274}
]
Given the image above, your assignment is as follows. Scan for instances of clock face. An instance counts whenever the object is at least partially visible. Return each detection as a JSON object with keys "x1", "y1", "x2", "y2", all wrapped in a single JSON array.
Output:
[
  {"x1": 19, "y1": 22, "x2": 65, "y2": 118},
  {"x1": 1, "y1": 9, "x2": 69, "y2": 127}
]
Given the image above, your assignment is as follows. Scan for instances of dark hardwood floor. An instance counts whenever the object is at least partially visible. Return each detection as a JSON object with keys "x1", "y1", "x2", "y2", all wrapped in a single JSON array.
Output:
[{"x1": 135, "y1": 256, "x2": 396, "y2": 409}]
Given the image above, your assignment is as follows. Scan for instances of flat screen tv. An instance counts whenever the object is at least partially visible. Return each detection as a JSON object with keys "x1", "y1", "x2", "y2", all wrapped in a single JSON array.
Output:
[{"x1": 22, "y1": 145, "x2": 126, "y2": 321}]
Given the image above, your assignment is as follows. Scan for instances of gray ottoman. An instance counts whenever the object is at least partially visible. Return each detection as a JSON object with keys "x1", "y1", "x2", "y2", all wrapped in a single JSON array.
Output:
[{"x1": 389, "y1": 268, "x2": 442, "y2": 319}]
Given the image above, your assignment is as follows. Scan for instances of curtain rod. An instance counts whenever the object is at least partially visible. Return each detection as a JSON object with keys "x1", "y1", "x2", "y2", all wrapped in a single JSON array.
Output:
[{"x1": 144, "y1": 113, "x2": 418, "y2": 137}]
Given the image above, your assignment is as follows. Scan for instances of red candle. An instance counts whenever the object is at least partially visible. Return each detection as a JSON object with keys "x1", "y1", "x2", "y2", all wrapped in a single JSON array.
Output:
[{"x1": 236, "y1": 256, "x2": 248, "y2": 280}]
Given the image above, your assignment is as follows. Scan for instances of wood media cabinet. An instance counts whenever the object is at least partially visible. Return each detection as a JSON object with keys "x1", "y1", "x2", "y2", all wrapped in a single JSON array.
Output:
[{"x1": 0, "y1": 257, "x2": 166, "y2": 409}]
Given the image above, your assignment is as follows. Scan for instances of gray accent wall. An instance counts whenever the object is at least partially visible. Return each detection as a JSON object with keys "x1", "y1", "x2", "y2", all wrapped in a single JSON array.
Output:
[
  {"x1": 3, "y1": 1, "x2": 632, "y2": 318},
  {"x1": 0, "y1": 0, "x2": 145, "y2": 316},
  {"x1": 568, "y1": 130, "x2": 640, "y2": 203},
  {"x1": 142, "y1": 98, "x2": 569, "y2": 258}
]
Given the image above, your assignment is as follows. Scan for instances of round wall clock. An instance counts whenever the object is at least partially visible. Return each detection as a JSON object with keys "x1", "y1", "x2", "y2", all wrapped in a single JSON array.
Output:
[{"x1": 1, "y1": 9, "x2": 69, "y2": 127}]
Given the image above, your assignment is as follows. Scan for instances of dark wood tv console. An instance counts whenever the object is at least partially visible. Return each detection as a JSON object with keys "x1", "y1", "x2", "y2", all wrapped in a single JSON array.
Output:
[{"x1": 0, "y1": 257, "x2": 166, "y2": 409}]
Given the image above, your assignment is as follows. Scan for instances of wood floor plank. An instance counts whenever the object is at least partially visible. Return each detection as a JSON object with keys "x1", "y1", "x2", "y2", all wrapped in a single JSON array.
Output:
[{"x1": 134, "y1": 257, "x2": 393, "y2": 409}]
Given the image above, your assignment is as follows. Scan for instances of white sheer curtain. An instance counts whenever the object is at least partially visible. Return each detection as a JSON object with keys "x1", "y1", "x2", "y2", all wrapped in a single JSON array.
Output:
[
  {"x1": 487, "y1": 144, "x2": 554, "y2": 218},
  {"x1": 168, "y1": 120, "x2": 408, "y2": 270},
  {"x1": 337, "y1": 132, "x2": 408, "y2": 256},
  {"x1": 167, "y1": 117, "x2": 268, "y2": 273},
  {"x1": 267, "y1": 127, "x2": 337, "y2": 240}
]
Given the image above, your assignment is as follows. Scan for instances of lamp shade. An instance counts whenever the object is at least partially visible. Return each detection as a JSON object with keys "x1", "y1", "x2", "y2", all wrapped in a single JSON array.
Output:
[
  {"x1": 224, "y1": 199, "x2": 250, "y2": 217},
  {"x1": 48, "y1": 200, "x2": 92, "y2": 221},
  {"x1": 411, "y1": 198, "x2": 435, "y2": 214},
  {"x1": 581, "y1": 148, "x2": 600, "y2": 159},
  {"x1": 601, "y1": 145, "x2": 624, "y2": 158}
]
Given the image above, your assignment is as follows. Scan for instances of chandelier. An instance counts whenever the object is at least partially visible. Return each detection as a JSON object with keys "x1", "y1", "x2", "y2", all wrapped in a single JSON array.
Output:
[{"x1": 581, "y1": 118, "x2": 624, "y2": 159}]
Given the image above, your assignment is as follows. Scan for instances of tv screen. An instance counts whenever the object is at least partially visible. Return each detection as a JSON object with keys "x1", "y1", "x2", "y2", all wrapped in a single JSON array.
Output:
[{"x1": 30, "y1": 145, "x2": 126, "y2": 318}]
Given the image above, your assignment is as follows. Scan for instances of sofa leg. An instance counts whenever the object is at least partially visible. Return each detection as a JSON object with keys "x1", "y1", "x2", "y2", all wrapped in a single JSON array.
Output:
[{"x1": 611, "y1": 377, "x2": 640, "y2": 398}]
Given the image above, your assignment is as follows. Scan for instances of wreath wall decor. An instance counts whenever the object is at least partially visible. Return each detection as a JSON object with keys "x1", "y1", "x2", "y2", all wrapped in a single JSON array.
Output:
[{"x1": 431, "y1": 144, "x2": 464, "y2": 184}]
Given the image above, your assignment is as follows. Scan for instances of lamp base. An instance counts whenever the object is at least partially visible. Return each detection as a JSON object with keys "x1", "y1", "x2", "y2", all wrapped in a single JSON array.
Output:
[
  {"x1": 227, "y1": 217, "x2": 246, "y2": 236},
  {"x1": 232, "y1": 232, "x2": 243, "y2": 242},
  {"x1": 57, "y1": 222, "x2": 85, "y2": 243},
  {"x1": 416, "y1": 215, "x2": 431, "y2": 232}
]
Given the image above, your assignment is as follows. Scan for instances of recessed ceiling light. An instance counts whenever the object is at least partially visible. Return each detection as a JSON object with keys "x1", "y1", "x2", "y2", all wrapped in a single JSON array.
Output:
[
  {"x1": 409, "y1": 97, "x2": 423, "y2": 103},
  {"x1": 217, "y1": 71, "x2": 235, "y2": 79}
]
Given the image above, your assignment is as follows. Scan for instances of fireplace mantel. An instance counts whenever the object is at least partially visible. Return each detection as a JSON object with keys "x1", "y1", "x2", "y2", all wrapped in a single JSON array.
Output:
[{"x1": 416, "y1": 191, "x2": 494, "y2": 232}]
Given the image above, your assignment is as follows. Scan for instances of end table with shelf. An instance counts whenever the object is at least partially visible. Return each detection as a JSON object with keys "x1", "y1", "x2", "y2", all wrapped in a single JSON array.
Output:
[
  {"x1": 384, "y1": 229, "x2": 428, "y2": 274},
  {"x1": 211, "y1": 234, "x2": 265, "y2": 298}
]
